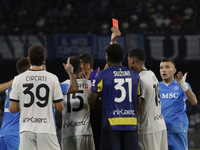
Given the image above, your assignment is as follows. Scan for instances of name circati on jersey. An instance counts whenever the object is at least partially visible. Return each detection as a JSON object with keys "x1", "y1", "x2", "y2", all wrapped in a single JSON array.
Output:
[
  {"x1": 26, "y1": 76, "x2": 47, "y2": 82},
  {"x1": 113, "y1": 71, "x2": 130, "y2": 77}
]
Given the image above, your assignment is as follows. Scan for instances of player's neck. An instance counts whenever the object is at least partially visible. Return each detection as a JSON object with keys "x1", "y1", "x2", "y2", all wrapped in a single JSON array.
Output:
[
  {"x1": 163, "y1": 78, "x2": 174, "y2": 84},
  {"x1": 139, "y1": 64, "x2": 147, "y2": 73},
  {"x1": 30, "y1": 65, "x2": 44, "y2": 71},
  {"x1": 110, "y1": 62, "x2": 122, "y2": 67}
]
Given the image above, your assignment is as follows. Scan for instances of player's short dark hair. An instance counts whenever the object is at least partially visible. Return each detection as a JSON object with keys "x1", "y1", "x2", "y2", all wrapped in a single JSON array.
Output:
[
  {"x1": 70, "y1": 56, "x2": 81, "y2": 75},
  {"x1": 128, "y1": 48, "x2": 146, "y2": 62},
  {"x1": 16, "y1": 57, "x2": 30, "y2": 74},
  {"x1": 106, "y1": 44, "x2": 124, "y2": 63},
  {"x1": 79, "y1": 53, "x2": 93, "y2": 69},
  {"x1": 161, "y1": 58, "x2": 175, "y2": 66},
  {"x1": 28, "y1": 45, "x2": 45, "y2": 66}
]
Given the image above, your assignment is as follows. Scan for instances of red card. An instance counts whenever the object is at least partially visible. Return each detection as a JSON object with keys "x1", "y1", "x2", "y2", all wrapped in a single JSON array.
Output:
[{"x1": 112, "y1": 18, "x2": 118, "y2": 28}]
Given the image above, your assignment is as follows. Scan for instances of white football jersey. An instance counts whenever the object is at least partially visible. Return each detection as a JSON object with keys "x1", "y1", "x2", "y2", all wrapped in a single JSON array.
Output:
[
  {"x1": 138, "y1": 70, "x2": 166, "y2": 134},
  {"x1": 61, "y1": 78, "x2": 93, "y2": 138},
  {"x1": 10, "y1": 70, "x2": 63, "y2": 135}
]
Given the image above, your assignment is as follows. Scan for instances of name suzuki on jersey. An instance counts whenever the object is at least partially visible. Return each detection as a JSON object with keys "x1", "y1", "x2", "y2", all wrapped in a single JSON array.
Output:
[
  {"x1": 113, "y1": 71, "x2": 130, "y2": 77},
  {"x1": 23, "y1": 117, "x2": 47, "y2": 123},
  {"x1": 113, "y1": 109, "x2": 135, "y2": 116},
  {"x1": 26, "y1": 76, "x2": 47, "y2": 82},
  {"x1": 161, "y1": 92, "x2": 178, "y2": 99}
]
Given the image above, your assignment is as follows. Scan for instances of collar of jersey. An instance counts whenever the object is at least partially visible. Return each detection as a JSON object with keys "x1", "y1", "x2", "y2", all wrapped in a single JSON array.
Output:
[
  {"x1": 161, "y1": 79, "x2": 177, "y2": 86},
  {"x1": 29, "y1": 69, "x2": 44, "y2": 71}
]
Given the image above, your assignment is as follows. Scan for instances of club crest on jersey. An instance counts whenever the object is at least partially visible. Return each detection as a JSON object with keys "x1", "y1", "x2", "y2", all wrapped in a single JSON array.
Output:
[{"x1": 174, "y1": 86, "x2": 179, "y2": 91}]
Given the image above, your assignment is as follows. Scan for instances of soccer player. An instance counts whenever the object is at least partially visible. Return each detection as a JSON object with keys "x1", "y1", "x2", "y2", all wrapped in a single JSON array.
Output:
[
  {"x1": 79, "y1": 53, "x2": 96, "y2": 80},
  {"x1": 0, "y1": 57, "x2": 30, "y2": 150},
  {"x1": 9, "y1": 45, "x2": 72, "y2": 150},
  {"x1": 88, "y1": 43, "x2": 141, "y2": 150},
  {"x1": 61, "y1": 56, "x2": 95, "y2": 150},
  {"x1": 79, "y1": 53, "x2": 101, "y2": 150},
  {"x1": 159, "y1": 58, "x2": 198, "y2": 150},
  {"x1": 128, "y1": 48, "x2": 168, "y2": 150},
  {"x1": 0, "y1": 79, "x2": 13, "y2": 93}
]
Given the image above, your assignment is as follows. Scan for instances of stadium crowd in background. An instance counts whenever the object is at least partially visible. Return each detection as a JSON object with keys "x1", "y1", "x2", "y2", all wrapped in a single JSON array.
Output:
[{"x1": 0, "y1": 0, "x2": 199, "y2": 34}]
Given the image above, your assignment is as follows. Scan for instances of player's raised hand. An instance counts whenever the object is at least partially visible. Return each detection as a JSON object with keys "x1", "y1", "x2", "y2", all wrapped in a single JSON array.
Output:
[
  {"x1": 63, "y1": 57, "x2": 74, "y2": 74},
  {"x1": 175, "y1": 71, "x2": 187, "y2": 82},
  {"x1": 175, "y1": 71, "x2": 189, "y2": 91},
  {"x1": 111, "y1": 27, "x2": 121, "y2": 44}
]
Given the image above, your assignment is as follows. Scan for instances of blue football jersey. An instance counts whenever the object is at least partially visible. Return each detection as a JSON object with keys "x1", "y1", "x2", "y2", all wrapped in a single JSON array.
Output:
[
  {"x1": 159, "y1": 80, "x2": 191, "y2": 133},
  {"x1": 60, "y1": 82, "x2": 70, "y2": 95},
  {"x1": 0, "y1": 88, "x2": 20, "y2": 137},
  {"x1": 91, "y1": 66, "x2": 141, "y2": 131}
]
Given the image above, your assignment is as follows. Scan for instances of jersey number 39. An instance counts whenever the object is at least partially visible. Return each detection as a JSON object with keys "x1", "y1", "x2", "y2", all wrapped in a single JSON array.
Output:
[{"x1": 23, "y1": 83, "x2": 49, "y2": 108}]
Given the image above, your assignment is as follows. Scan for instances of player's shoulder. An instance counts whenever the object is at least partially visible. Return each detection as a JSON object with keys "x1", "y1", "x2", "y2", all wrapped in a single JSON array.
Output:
[
  {"x1": 13, "y1": 71, "x2": 27, "y2": 80},
  {"x1": 44, "y1": 70, "x2": 59, "y2": 78},
  {"x1": 140, "y1": 70, "x2": 157, "y2": 80}
]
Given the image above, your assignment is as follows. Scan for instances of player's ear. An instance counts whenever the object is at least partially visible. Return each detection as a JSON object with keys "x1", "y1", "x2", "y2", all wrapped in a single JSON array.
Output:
[
  {"x1": 174, "y1": 67, "x2": 177, "y2": 74},
  {"x1": 85, "y1": 63, "x2": 90, "y2": 70},
  {"x1": 131, "y1": 57, "x2": 135, "y2": 64}
]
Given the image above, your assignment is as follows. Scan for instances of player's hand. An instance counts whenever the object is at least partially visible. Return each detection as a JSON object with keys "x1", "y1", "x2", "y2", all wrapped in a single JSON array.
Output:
[
  {"x1": 175, "y1": 71, "x2": 189, "y2": 91},
  {"x1": 111, "y1": 27, "x2": 121, "y2": 44},
  {"x1": 63, "y1": 57, "x2": 74, "y2": 74},
  {"x1": 175, "y1": 71, "x2": 186, "y2": 82},
  {"x1": 79, "y1": 72, "x2": 88, "y2": 79}
]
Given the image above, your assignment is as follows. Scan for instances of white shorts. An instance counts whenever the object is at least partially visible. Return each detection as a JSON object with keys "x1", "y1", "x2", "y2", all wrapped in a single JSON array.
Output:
[
  {"x1": 139, "y1": 129, "x2": 168, "y2": 150},
  {"x1": 20, "y1": 131, "x2": 61, "y2": 150},
  {"x1": 61, "y1": 135, "x2": 95, "y2": 150}
]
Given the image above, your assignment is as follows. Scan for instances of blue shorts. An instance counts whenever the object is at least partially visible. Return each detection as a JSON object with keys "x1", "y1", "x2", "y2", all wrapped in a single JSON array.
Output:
[
  {"x1": 100, "y1": 130, "x2": 138, "y2": 150},
  {"x1": 0, "y1": 135, "x2": 20, "y2": 150},
  {"x1": 167, "y1": 132, "x2": 188, "y2": 150}
]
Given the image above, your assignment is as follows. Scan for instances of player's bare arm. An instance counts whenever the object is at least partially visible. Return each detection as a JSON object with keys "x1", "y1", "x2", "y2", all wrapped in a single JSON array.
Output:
[
  {"x1": 175, "y1": 71, "x2": 197, "y2": 105},
  {"x1": 54, "y1": 101, "x2": 64, "y2": 112},
  {"x1": 63, "y1": 57, "x2": 78, "y2": 94},
  {"x1": 0, "y1": 79, "x2": 13, "y2": 93},
  {"x1": 104, "y1": 27, "x2": 122, "y2": 68},
  {"x1": 110, "y1": 27, "x2": 121, "y2": 44},
  {"x1": 9, "y1": 101, "x2": 20, "y2": 113},
  {"x1": 88, "y1": 91, "x2": 100, "y2": 110}
]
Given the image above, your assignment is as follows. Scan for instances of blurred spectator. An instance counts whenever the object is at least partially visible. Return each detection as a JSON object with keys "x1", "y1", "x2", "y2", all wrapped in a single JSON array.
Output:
[{"x1": 0, "y1": 0, "x2": 199, "y2": 34}]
